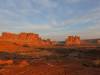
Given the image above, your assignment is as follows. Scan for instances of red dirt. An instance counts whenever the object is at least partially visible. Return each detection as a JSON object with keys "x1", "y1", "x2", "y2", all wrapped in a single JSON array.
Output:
[{"x1": 0, "y1": 60, "x2": 100, "y2": 75}]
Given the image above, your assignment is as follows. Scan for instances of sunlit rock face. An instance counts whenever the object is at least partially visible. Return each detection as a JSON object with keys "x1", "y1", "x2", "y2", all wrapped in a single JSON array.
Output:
[
  {"x1": 0, "y1": 32, "x2": 54, "y2": 47},
  {"x1": 2, "y1": 32, "x2": 17, "y2": 40},
  {"x1": 18, "y1": 33, "x2": 40, "y2": 40},
  {"x1": 65, "y1": 36, "x2": 81, "y2": 46},
  {"x1": 0, "y1": 60, "x2": 13, "y2": 65}
]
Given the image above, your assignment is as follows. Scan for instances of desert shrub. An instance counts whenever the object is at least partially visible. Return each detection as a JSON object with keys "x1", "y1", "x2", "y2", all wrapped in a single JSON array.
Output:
[
  {"x1": 81, "y1": 59, "x2": 100, "y2": 68},
  {"x1": 81, "y1": 61, "x2": 93, "y2": 67},
  {"x1": 92, "y1": 59, "x2": 100, "y2": 67}
]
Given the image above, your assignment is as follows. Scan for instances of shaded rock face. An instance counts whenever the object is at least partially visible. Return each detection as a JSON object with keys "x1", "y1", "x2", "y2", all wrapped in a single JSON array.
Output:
[
  {"x1": 97, "y1": 40, "x2": 100, "y2": 44},
  {"x1": 65, "y1": 36, "x2": 81, "y2": 46},
  {"x1": 0, "y1": 32, "x2": 53, "y2": 47}
]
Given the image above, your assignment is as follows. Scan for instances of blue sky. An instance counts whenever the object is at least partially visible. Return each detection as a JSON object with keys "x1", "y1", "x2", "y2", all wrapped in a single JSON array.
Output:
[{"x1": 0, "y1": 0, "x2": 100, "y2": 41}]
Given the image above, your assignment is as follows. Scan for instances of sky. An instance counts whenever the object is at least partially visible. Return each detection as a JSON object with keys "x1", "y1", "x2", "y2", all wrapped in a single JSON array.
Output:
[{"x1": 0, "y1": 0, "x2": 100, "y2": 41}]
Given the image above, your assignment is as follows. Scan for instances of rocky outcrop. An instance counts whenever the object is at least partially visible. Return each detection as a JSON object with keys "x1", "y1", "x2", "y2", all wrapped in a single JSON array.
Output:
[
  {"x1": 0, "y1": 60, "x2": 13, "y2": 65},
  {"x1": 0, "y1": 32, "x2": 54, "y2": 47},
  {"x1": 18, "y1": 33, "x2": 40, "y2": 40},
  {"x1": 2, "y1": 32, "x2": 17, "y2": 40},
  {"x1": 65, "y1": 36, "x2": 81, "y2": 46},
  {"x1": 97, "y1": 40, "x2": 100, "y2": 44}
]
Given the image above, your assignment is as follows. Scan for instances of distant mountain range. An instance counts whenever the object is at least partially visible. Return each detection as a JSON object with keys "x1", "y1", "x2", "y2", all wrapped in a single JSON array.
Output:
[{"x1": 84, "y1": 38, "x2": 100, "y2": 43}]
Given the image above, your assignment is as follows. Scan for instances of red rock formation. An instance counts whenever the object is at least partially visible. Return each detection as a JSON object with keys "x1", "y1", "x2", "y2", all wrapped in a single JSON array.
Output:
[
  {"x1": 0, "y1": 32, "x2": 54, "y2": 47},
  {"x1": 97, "y1": 40, "x2": 100, "y2": 44},
  {"x1": 0, "y1": 60, "x2": 13, "y2": 65},
  {"x1": 65, "y1": 36, "x2": 81, "y2": 46},
  {"x1": 36, "y1": 39, "x2": 53, "y2": 47},
  {"x1": 2, "y1": 32, "x2": 17, "y2": 40}
]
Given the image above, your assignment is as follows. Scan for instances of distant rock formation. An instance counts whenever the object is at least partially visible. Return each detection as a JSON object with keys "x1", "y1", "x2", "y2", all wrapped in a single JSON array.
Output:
[
  {"x1": 65, "y1": 36, "x2": 81, "y2": 46},
  {"x1": 0, "y1": 32, "x2": 54, "y2": 47},
  {"x1": 97, "y1": 40, "x2": 100, "y2": 44}
]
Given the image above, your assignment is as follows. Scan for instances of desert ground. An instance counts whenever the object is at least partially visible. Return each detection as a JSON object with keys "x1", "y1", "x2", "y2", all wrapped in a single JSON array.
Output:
[{"x1": 0, "y1": 41, "x2": 100, "y2": 75}]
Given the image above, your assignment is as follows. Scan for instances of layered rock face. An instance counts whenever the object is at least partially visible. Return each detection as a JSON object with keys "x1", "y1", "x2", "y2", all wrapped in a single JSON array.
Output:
[
  {"x1": 65, "y1": 36, "x2": 81, "y2": 46},
  {"x1": 0, "y1": 32, "x2": 53, "y2": 47}
]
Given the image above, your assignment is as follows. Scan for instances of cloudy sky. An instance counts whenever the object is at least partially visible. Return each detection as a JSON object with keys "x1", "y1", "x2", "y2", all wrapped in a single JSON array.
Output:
[{"x1": 0, "y1": 0, "x2": 100, "y2": 41}]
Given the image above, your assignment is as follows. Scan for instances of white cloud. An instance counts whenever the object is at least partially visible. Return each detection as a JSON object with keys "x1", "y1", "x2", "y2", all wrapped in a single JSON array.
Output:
[{"x1": 64, "y1": 8, "x2": 100, "y2": 26}]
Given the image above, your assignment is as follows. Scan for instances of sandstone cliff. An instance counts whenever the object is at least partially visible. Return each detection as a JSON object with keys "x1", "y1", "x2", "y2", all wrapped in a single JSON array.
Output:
[
  {"x1": 0, "y1": 32, "x2": 54, "y2": 47},
  {"x1": 65, "y1": 36, "x2": 81, "y2": 46}
]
